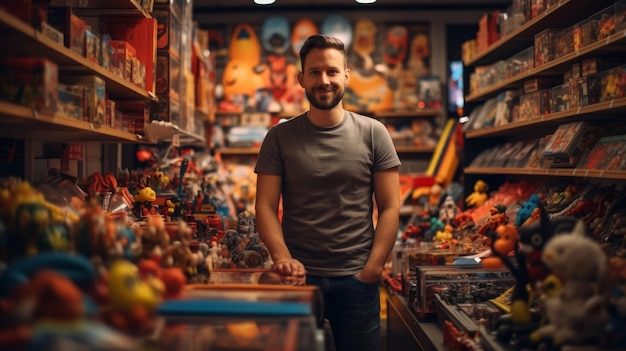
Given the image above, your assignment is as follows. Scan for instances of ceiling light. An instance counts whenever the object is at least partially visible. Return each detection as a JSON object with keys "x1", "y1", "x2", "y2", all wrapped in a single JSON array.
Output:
[
  {"x1": 254, "y1": 0, "x2": 276, "y2": 4},
  {"x1": 355, "y1": 0, "x2": 376, "y2": 3}
]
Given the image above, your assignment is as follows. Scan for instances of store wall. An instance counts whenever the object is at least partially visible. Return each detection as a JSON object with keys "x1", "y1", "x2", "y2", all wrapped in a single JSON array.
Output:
[{"x1": 193, "y1": 8, "x2": 488, "y2": 97}]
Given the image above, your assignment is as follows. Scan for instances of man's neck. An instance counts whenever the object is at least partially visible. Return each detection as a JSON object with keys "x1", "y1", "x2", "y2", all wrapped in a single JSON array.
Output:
[{"x1": 307, "y1": 106, "x2": 345, "y2": 128}]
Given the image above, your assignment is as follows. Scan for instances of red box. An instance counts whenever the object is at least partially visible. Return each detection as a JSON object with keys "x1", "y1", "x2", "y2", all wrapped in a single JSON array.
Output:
[{"x1": 108, "y1": 40, "x2": 136, "y2": 81}]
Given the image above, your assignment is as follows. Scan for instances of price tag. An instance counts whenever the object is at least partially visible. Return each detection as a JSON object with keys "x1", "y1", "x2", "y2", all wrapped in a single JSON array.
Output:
[{"x1": 172, "y1": 133, "x2": 180, "y2": 147}]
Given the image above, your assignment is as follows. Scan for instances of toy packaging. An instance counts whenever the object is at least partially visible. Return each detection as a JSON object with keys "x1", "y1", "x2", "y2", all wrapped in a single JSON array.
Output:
[
  {"x1": 61, "y1": 75, "x2": 106, "y2": 125},
  {"x1": 0, "y1": 58, "x2": 60, "y2": 114}
]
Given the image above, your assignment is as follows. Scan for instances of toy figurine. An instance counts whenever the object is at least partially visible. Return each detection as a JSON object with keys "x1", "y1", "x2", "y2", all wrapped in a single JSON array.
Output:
[
  {"x1": 102, "y1": 260, "x2": 161, "y2": 334},
  {"x1": 515, "y1": 194, "x2": 542, "y2": 227},
  {"x1": 465, "y1": 180, "x2": 489, "y2": 208},
  {"x1": 531, "y1": 220, "x2": 611, "y2": 346},
  {"x1": 133, "y1": 186, "x2": 157, "y2": 218},
  {"x1": 438, "y1": 195, "x2": 460, "y2": 225},
  {"x1": 478, "y1": 204, "x2": 509, "y2": 236}
]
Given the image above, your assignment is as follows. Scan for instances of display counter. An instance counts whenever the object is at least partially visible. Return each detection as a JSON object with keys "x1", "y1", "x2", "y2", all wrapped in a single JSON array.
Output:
[{"x1": 386, "y1": 293, "x2": 444, "y2": 351}]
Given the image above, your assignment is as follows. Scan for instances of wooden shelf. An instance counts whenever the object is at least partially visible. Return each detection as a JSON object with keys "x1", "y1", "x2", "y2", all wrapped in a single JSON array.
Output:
[
  {"x1": 465, "y1": 97, "x2": 626, "y2": 139},
  {"x1": 466, "y1": 28, "x2": 626, "y2": 103},
  {"x1": 0, "y1": 101, "x2": 143, "y2": 142},
  {"x1": 464, "y1": 166, "x2": 626, "y2": 180},
  {"x1": 143, "y1": 121, "x2": 205, "y2": 145},
  {"x1": 0, "y1": 9, "x2": 157, "y2": 102},
  {"x1": 464, "y1": 0, "x2": 617, "y2": 67},
  {"x1": 70, "y1": 0, "x2": 152, "y2": 18}
]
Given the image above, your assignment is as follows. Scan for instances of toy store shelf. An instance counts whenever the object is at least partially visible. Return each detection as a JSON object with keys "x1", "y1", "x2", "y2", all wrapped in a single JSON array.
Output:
[
  {"x1": 465, "y1": 97, "x2": 626, "y2": 139},
  {"x1": 143, "y1": 121, "x2": 206, "y2": 145},
  {"x1": 370, "y1": 109, "x2": 443, "y2": 118},
  {"x1": 464, "y1": 166, "x2": 626, "y2": 180},
  {"x1": 464, "y1": 0, "x2": 616, "y2": 67},
  {"x1": 219, "y1": 147, "x2": 261, "y2": 155},
  {"x1": 466, "y1": 28, "x2": 626, "y2": 103},
  {"x1": 395, "y1": 146, "x2": 436, "y2": 154},
  {"x1": 0, "y1": 9, "x2": 157, "y2": 102},
  {"x1": 69, "y1": 0, "x2": 152, "y2": 18},
  {"x1": 0, "y1": 101, "x2": 143, "y2": 142}
]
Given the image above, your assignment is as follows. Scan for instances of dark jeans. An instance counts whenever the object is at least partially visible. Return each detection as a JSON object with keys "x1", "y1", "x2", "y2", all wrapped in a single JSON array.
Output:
[{"x1": 307, "y1": 274, "x2": 381, "y2": 351}]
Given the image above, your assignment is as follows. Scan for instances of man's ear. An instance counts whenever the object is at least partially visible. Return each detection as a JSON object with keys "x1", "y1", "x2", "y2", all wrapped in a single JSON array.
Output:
[
  {"x1": 297, "y1": 71, "x2": 304, "y2": 88},
  {"x1": 344, "y1": 68, "x2": 351, "y2": 86}
]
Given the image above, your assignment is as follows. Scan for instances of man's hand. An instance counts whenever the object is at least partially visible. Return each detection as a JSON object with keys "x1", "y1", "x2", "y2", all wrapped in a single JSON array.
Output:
[
  {"x1": 356, "y1": 266, "x2": 383, "y2": 284},
  {"x1": 272, "y1": 258, "x2": 306, "y2": 277}
]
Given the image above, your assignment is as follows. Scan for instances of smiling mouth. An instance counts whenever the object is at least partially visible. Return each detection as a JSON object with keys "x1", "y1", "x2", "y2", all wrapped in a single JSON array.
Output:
[{"x1": 226, "y1": 79, "x2": 237, "y2": 86}]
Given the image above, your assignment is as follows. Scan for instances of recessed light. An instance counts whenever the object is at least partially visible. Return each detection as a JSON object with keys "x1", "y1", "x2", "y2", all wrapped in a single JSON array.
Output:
[
  {"x1": 355, "y1": 0, "x2": 376, "y2": 3},
  {"x1": 254, "y1": 0, "x2": 276, "y2": 4}
]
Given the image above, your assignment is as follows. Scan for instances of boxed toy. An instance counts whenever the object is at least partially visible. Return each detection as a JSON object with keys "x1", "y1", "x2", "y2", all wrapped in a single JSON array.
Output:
[
  {"x1": 57, "y1": 83, "x2": 84, "y2": 120},
  {"x1": 554, "y1": 27, "x2": 573, "y2": 59},
  {"x1": 108, "y1": 40, "x2": 136, "y2": 81},
  {"x1": 117, "y1": 100, "x2": 149, "y2": 135},
  {"x1": 506, "y1": 46, "x2": 534, "y2": 79},
  {"x1": 534, "y1": 28, "x2": 559, "y2": 67},
  {"x1": 84, "y1": 29, "x2": 101, "y2": 65},
  {"x1": 152, "y1": 8, "x2": 182, "y2": 55},
  {"x1": 414, "y1": 265, "x2": 514, "y2": 319},
  {"x1": 151, "y1": 94, "x2": 181, "y2": 126},
  {"x1": 155, "y1": 52, "x2": 181, "y2": 100},
  {"x1": 61, "y1": 75, "x2": 106, "y2": 125},
  {"x1": 599, "y1": 65, "x2": 622, "y2": 102},
  {"x1": 46, "y1": 7, "x2": 87, "y2": 56},
  {"x1": 549, "y1": 82, "x2": 570, "y2": 113},
  {"x1": 0, "y1": 58, "x2": 59, "y2": 114}
]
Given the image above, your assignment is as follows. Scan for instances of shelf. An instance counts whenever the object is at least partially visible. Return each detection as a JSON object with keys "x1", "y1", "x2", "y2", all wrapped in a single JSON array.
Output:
[
  {"x1": 69, "y1": 0, "x2": 152, "y2": 18},
  {"x1": 464, "y1": 0, "x2": 617, "y2": 67},
  {"x1": 396, "y1": 146, "x2": 436, "y2": 154},
  {"x1": 143, "y1": 121, "x2": 206, "y2": 145},
  {"x1": 464, "y1": 166, "x2": 626, "y2": 180},
  {"x1": 0, "y1": 101, "x2": 143, "y2": 142},
  {"x1": 465, "y1": 97, "x2": 626, "y2": 138},
  {"x1": 466, "y1": 28, "x2": 626, "y2": 103},
  {"x1": 0, "y1": 9, "x2": 157, "y2": 102}
]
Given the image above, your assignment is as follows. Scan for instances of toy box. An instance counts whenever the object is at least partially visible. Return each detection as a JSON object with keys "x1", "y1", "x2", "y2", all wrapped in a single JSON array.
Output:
[
  {"x1": 46, "y1": 7, "x2": 86, "y2": 56},
  {"x1": 583, "y1": 4, "x2": 616, "y2": 45},
  {"x1": 0, "y1": 58, "x2": 59, "y2": 114},
  {"x1": 101, "y1": 38, "x2": 115, "y2": 72},
  {"x1": 549, "y1": 82, "x2": 570, "y2": 113},
  {"x1": 105, "y1": 99, "x2": 116, "y2": 128},
  {"x1": 40, "y1": 21, "x2": 64, "y2": 46},
  {"x1": 117, "y1": 100, "x2": 149, "y2": 134},
  {"x1": 131, "y1": 56, "x2": 146, "y2": 89},
  {"x1": 554, "y1": 27, "x2": 573, "y2": 59},
  {"x1": 61, "y1": 75, "x2": 106, "y2": 125},
  {"x1": 57, "y1": 83, "x2": 84, "y2": 120},
  {"x1": 108, "y1": 40, "x2": 136, "y2": 81},
  {"x1": 84, "y1": 29, "x2": 101, "y2": 65},
  {"x1": 155, "y1": 52, "x2": 181, "y2": 101},
  {"x1": 506, "y1": 46, "x2": 534, "y2": 79},
  {"x1": 599, "y1": 65, "x2": 623, "y2": 102},
  {"x1": 152, "y1": 8, "x2": 182, "y2": 56},
  {"x1": 518, "y1": 91, "x2": 542, "y2": 120},
  {"x1": 534, "y1": 28, "x2": 559, "y2": 67},
  {"x1": 414, "y1": 265, "x2": 514, "y2": 319},
  {"x1": 617, "y1": 0, "x2": 626, "y2": 32}
]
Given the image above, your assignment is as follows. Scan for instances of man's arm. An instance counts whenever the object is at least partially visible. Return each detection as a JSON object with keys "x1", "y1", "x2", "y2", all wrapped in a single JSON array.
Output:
[
  {"x1": 358, "y1": 167, "x2": 400, "y2": 283},
  {"x1": 255, "y1": 173, "x2": 305, "y2": 276}
]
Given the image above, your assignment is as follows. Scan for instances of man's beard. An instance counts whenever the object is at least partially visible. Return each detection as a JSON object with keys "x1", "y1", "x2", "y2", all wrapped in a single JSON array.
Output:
[{"x1": 305, "y1": 86, "x2": 344, "y2": 110}]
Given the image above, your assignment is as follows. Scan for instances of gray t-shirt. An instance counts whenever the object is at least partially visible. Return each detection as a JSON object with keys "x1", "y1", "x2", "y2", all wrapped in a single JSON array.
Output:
[{"x1": 254, "y1": 111, "x2": 401, "y2": 276}]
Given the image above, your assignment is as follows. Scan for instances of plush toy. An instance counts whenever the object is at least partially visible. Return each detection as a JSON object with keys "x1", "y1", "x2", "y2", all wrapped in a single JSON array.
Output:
[{"x1": 531, "y1": 220, "x2": 611, "y2": 346}]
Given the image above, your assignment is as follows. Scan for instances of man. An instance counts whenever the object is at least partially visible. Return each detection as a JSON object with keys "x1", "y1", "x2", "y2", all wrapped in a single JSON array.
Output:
[{"x1": 254, "y1": 34, "x2": 401, "y2": 351}]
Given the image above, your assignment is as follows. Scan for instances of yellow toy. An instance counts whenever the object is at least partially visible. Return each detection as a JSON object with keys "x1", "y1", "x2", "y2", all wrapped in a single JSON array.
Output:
[{"x1": 465, "y1": 179, "x2": 489, "y2": 208}]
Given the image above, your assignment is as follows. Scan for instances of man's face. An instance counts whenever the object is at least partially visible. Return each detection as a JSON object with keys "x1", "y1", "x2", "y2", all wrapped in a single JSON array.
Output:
[{"x1": 298, "y1": 48, "x2": 350, "y2": 110}]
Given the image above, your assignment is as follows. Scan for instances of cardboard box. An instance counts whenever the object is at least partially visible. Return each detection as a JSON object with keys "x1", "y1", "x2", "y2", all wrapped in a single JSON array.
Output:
[
  {"x1": 61, "y1": 75, "x2": 106, "y2": 125},
  {"x1": 0, "y1": 58, "x2": 59, "y2": 114},
  {"x1": 108, "y1": 40, "x2": 136, "y2": 81},
  {"x1": 47, "y1": 7, "x2": 87, "y2": 56},
  {"x1": 155, "y1": 52, "x2": 181, "y2": 100},
  {"x1": 153, "y1": 8, "x2": 182, "y2": 55}
]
